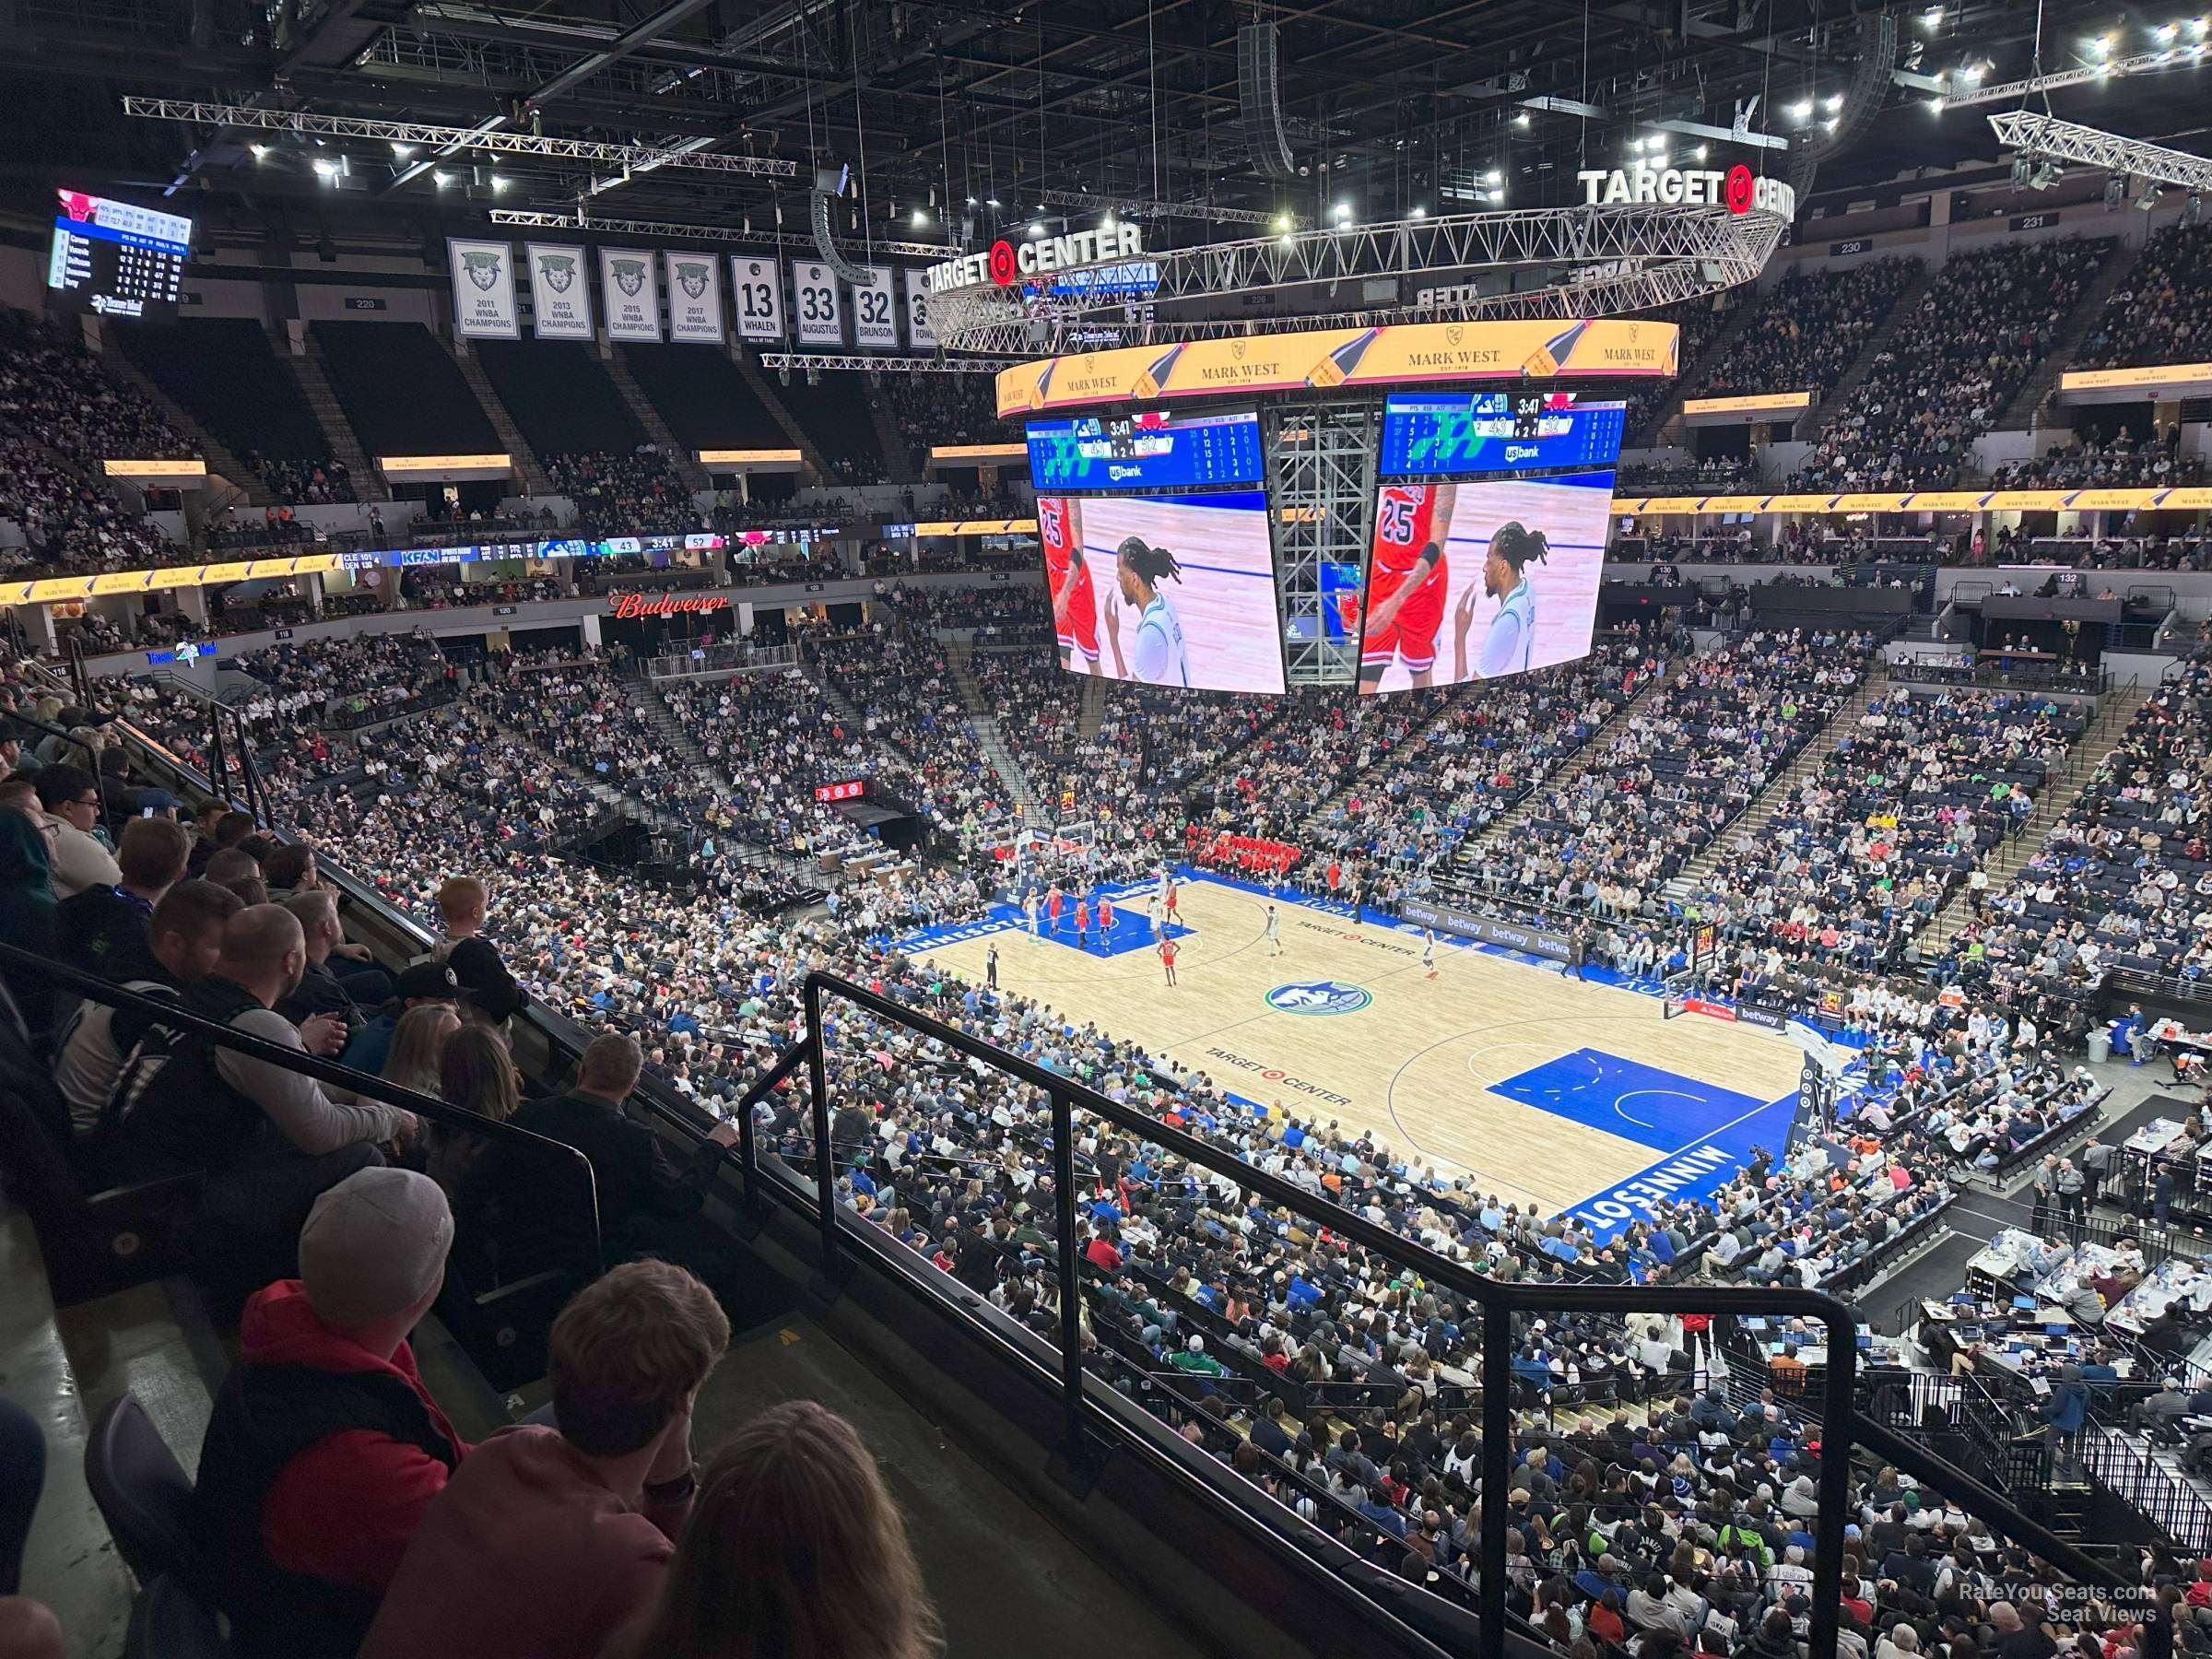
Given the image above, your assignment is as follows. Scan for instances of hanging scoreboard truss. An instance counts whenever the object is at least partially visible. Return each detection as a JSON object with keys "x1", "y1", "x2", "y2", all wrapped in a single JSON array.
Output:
[{"x1": 926, "y1": 201, "x2": 1784, "y2": 357}]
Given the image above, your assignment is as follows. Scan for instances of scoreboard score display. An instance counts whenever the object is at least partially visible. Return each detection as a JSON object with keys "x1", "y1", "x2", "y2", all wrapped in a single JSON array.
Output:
[
  {"x1": 47, "y1": 190, "x2": 193, "y2": 321},
  {"x1": 814, "y1": 780, "x2": 867, "y2": 803},
  {"x1": 1026, "y1": 406, "x2": 1264, "y2": 492},
  {"x1": 1380, "y1": 391, "x2": 1627, "y2": 477}
]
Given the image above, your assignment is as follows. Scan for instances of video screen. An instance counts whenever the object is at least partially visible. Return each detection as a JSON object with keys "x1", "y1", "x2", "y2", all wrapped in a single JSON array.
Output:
[
  {"x1": 1379, "y1": 392, "x2": 1627, "y2": 477},
  {"x1": 1355, "y1": 470, "x2": 1614, "y2": 694},
  {"x1": 1027, "y1": 407, "x2": 1264, "y2": 491},
  {"x1": 47, "y1": 191, "x2": 192, "y2": 322},
  {"x1": 1038, "y1": 491, "x2": 1284, "y2": 694}
]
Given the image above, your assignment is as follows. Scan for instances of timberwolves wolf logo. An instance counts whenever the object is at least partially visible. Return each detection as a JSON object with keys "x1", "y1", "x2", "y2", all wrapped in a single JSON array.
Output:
[
  {"x1": 461, "y1": 250, "x2": 502, "y2": 291},
  {"x1": 674, "y1": 261, "x2": 711, "y2": 300},
  {"x1": 610, "y1": 258, "x2": 648, "y2": 298},
  {"x1": 1264, "y1": 980, "x2": 1372, "y2": 1017},
  {"x1": 537, "y1": 253, "x2": 576, "y2": 294}
]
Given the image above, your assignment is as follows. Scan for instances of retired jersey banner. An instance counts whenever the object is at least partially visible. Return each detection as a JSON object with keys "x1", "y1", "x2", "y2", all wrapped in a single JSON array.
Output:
[
  {"x1": 447, "y1": 239, "x2": 519, "y2": 339},
  {"x1": 902, "y1": 268, "x2": 938, "y2": 348},
  {"x1": 851, "y1": 265, "x2": 898, "y2": 348},
  {"x1": 730, "y1": 256, "x2": 784, "y2": 342},
  {"x1": 525, "y1": 244, "x2": 594, "y2": 340},
  {"x1": 600, "y1": 247, "x2": 661, "y2": 341},
  {"x1": 791, "y1": 260, "x2": 842, "y2": 347},
  {"x1": 994, "y1": 317, "x2": 1681, "y2": 416},
  {"x1": 664, "y1": 251, "x2": 724, "y2": 344}
]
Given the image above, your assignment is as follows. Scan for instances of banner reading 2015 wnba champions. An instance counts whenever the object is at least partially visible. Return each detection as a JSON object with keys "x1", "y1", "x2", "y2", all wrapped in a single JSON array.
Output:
[
  {"x1": 599, "y1": 247, "x2": 661, "y2": 341},
  {"x1": 447, "y1": 239, "x2": 519, "y2": 339}
]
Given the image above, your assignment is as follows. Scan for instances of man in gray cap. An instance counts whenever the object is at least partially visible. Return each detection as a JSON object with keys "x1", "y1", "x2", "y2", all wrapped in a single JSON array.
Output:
[{"x1": 192, "y1": 1167, "x2": 469, "y2": 1659}]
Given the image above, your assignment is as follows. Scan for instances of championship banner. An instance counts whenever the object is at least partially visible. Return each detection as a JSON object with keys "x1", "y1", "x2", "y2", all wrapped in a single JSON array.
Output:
[
  {"x1": 526, "y1": 243, "x2": 594, "y2": 340},
  {"x1": 791, "y1": 260, "x2": 842, "y2": 346},
  {"x1": 851, "y1": 265, "x2": 898, "y2": 348},
  {"x1": 664, "y1": 251, "x2": 725, "y2": 344},
  {"x1": 994, "y1": 318, "x2": 1680, "y2": 415},
  {"x1": 599, "y1": 247, "x2": 661, "y2": 341},
  {"x1": 447, "y1": 239, "x2": 520, "y2": 339},
  {"x1": 903, "y1": 268, "x2": 937, "y2": 348},
  {"x1": 730, "y1": 256, "x2": 784, "y2": 342}
]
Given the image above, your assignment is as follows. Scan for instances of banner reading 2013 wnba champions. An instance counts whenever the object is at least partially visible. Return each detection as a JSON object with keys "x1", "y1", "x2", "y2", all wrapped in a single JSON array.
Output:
[
  {"x1": 447, "y1": 239, "x2": 519, "y2": 339},
  {"x1": 525, "y1": 244, "x2": 594, "y2": 340}
]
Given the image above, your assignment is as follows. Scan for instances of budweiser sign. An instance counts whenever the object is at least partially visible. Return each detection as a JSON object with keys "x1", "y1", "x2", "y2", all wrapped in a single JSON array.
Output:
[{"x1": 607, "y1": 592, "x2": 730, "y2": 619}]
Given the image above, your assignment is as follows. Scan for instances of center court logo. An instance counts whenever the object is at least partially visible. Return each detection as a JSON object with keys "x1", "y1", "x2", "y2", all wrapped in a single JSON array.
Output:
[{"x1": 1264, "y1": 980, "x2": 1371, "y2": 1017}]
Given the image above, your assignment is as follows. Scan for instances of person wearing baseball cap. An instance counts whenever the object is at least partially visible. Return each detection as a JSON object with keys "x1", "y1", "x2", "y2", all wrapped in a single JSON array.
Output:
[
  {"x1": 192, "y1": 1168, "x2": 469, "y2": 1657},
  {"x1": 340, "y1": 959, "x2": 465, "y2": 1077}
]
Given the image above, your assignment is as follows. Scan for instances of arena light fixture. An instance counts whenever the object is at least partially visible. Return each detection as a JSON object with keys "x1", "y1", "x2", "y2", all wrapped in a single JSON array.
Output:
[
  {"x1": 1409, "y1": 206, "x2": 1428, "y2": 218},
  {"x1": 2155, "y1": 21, "x2": 2179, "y2": 41},
  {"x1": 2138, "y1": 181, "x2": 2165, "y2": 209},
  {"x1": 1513, "y1": 112, "x2": 1531, "y2": 127},
  {"x1": 1988, "y1": 110, "x2": 2212, "y2": 195},
  {"x1": 249, "y1": 143, "x2": 269, "y2": 159},
  {"x1": 1786, "y1": 100, "x2": 1813, "y2": 120},
  {"x1": 1920, "y1": 6, "x2": 1943, "y2": 26},
  {"x1": 912, "y1": 208, "x2": 928, "y2": 227},
  {"x1": 1822, "y1": 93, "x2": 1845, "y2": 112}
]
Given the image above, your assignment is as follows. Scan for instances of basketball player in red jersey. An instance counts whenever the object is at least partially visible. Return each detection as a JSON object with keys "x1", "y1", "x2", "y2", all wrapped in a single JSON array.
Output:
[
  {"x1": 1159, "y1": 935, "x2": 1179, "y2": 986},
  {"x1": 1359, "y1": 482, "x2": 1459, "y2": 691},
  {"x1": 1163, "y1": 877, "x2": 1180, "y2": 922},
  {"x1": 1047, "y1": 884, "x2": 1065, "y2": 935},
  {"x1": 1074, "y1": 898, "x2": 1089, "y2": 947},
  {"x1": 1040, "y1": 497, "x2": 1100, "y2": 673},
  {"x1": 1097, "y1": 894, "x2": 1114, "y2": 941}
]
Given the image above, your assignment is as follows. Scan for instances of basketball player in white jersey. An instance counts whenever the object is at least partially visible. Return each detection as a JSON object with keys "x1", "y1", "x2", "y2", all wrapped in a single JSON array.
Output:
[
  {"x1": 1024, "y1": 888, "x2": 1040, "y2": 940},
  {"x1": 1103, "y1": 535, "x2": 1190, "y2": 687},
  {"x1": 1422, "y1": 928, "x2": 1437, "y2": 979},
  {"x1": 1265, "y1": 903, "x2": 1281, "y2": 956}
]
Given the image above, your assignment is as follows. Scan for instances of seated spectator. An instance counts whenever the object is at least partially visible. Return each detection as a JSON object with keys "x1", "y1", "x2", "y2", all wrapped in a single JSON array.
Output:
[
  {"x1": 53, "y1": 813, "x2": 190, "y2": 980},
  {"x1": 193, "y1": 1168, "x2": 466, "y2": 1656},
  {"x1": 432, "y1": 875, "x2": 526, "y2": 1022},
  {"x1": 279, "y1": 887, "x2": 392, "y2": 1022},
  {"x1": 359, "y1": 1259, "x2": 731, "y2": 1659},
  {"x1": 111, "y1": 904, "x2": 421, "y2": 1284},
  {"x1": 31, "y1": 763, "x2": 120, "y2": 899},
  {"x1": 381, "y1": 1002, "x2": 460, "y2": 1098},
  {"x1": 506, "y1": 1032, "x2": 738, "y2": 1260},
  {"x1": 341, "y1": 959, "x2": 465, "y2": 1077},
  {"x1": 53, "y1": 877, "x2": 240, "y2": 1147},
  {"x1": 606, "y1": 1399, "x2": 941, "y2": 1659}
]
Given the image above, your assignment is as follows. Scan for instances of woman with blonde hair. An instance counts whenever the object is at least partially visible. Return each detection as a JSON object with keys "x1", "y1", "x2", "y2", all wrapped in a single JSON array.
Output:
[
  {"x1": 610, "y1": 1399, "x2": 940, "y2": 1659},
  {"x1": 427, "y1": 1023, "x2": 518, "y2": 1194},
  {"x1": 381, "y1": 1002, "x2": 460, "y2": 1099}
]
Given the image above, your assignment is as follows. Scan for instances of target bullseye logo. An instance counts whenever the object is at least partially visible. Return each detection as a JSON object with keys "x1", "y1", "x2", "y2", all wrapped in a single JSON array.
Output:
[
  {"x1": 986, "y1": 241, "x2": 1018, "y2": 286},
  {"x1": 1724, "y1": 164, "x2": 1756, "y2": 215}
]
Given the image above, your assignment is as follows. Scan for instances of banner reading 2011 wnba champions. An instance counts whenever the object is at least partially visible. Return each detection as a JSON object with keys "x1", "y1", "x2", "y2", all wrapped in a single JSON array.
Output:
[
  {"x1": 994, "y1": 318, "x2": 1679, "y2": 415},
  {"x1": 525, "y1": 244, "x2": 594, "y2": 340},
  {"x1": 447, "y1": 239, "x2": 519, "y2": 339}
]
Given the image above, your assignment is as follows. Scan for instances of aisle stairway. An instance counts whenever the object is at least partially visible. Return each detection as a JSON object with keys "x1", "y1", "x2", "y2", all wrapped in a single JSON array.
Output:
[
  {"x1": 604, "y1": 350, "x2": 711, "y2": 490},
  {"x1": 1663, "y1": 674, "x2": 1883, "y2": 897},
  {"x1": 1796, "y1": 259, "x2": 1939, "y2": 441},
  {"x1": 629, "y1": 671, "x2": 735, "y2": 798},
  {"x1": 866, "y1": 380, "x2": 923, "y2": 484},
  {"x1": 444, "y1": 339, "x2": 555, "y2": 497},
  {"x1": 1294, "y1": 689, "x2": 1471, "y2": 837},
  {"x1": 1642, "y1": 296, "x2": 1761, "y2": 445},
  {"x1": 287, "y1": 337, "x2": 387, "y2": 501},
  {"x1": 100, "y1": 351, "x2": 275, "y2": 508},
  {"x1": 1077, "y1": 673, "x2": 1108, "y2": 741},
  {"x1": 944, "y1": 641, "x2": 1047, "y2": 827},
  {"x1": 728, "y1": 346, "x2": 833, "y2": 481},
  {"x1": 1913, "y1": 676, "x2": 2154, "y2": 951},
  {"x1": 2000, "y1": 237, "x2": 2145, "y2": 431}
]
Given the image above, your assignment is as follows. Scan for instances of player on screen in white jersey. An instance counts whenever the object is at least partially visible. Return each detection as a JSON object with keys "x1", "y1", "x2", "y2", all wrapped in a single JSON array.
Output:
[
  {"x1": 1103, "y1": 536, "x2": 1189, "y2": 687},
  {"x1": 1471, "y1": 521, "x2": 1551, "y2": 679}
]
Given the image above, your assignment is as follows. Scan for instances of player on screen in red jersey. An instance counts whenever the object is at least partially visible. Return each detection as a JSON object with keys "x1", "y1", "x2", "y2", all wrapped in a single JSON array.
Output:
[
  {"x1": 1039, "y1": 497, "x2": 1100, "y2": 672},
  {"x1": 1359, "y1": 482, "x2": 1458, "y2": 691}
]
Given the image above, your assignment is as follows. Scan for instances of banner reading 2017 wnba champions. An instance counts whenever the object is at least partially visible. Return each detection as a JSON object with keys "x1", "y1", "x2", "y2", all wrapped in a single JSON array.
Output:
[{"x1": 447, "y1": 239, "x2": 519, "y2": 339}]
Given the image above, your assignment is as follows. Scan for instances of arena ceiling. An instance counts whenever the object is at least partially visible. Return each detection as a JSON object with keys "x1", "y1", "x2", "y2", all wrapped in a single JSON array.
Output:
[{"x1": 1, "y1": 0, "x2": 2207, "y2": 255}]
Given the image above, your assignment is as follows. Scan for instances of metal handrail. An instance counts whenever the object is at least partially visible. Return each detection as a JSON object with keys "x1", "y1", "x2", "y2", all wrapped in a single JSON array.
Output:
[
  {"x1": 765, "y1": 970, "x2": 2124, "y2": 1656},
  {"x1": 0, "y1": 942, "x2": 602, "y2": 1267}
]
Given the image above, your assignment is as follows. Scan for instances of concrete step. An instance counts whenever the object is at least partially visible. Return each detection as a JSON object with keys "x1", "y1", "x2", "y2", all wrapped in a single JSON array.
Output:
[
  {"x1": 2002, "y1": 237, "x2": 2143, "y2": 431},
  {"x1": 603, "y1": 348, "x2": 710, "y2": 491},
  {"x1": 1643, "y1": 295, "x2": 1762, "y2": 446},
  {"x1": 289, "y1": 336, "x2": 388, "y2": 501},
  {"x1": 1795, "y1": 259, "x2": 1937, "y2": 441},
  {"x1": 728, "y1": 345, "x2": 833, "y2": 484}
]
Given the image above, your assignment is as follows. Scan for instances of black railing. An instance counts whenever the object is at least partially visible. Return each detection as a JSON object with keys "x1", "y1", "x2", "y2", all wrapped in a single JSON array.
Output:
[
  {"x1": 2083, "y1": 1429, "x2": 2212, "y2": 1557},
  {"x1": 0, "y1": 944, "x2": 603, "y2": 1277},
  {"x1": 717, "y1": 971, "x2": 2128, "y2": 1656}
]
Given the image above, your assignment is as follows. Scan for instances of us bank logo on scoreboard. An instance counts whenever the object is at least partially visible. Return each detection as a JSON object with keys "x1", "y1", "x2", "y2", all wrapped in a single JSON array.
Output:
[{"x1": 1264, "y1": 981, "x2": 1372, "y2": 1017}]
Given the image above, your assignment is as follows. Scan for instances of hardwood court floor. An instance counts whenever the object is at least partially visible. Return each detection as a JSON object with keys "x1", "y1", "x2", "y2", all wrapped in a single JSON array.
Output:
[{"x1": 911, "y1": 879, "x2": 1802, "y2": 1214}]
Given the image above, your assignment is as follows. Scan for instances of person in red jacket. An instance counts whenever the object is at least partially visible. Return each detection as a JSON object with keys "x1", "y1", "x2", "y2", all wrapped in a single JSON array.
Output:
[{"x1": 192, "y1": 1168, "x2": 468, "y2": 1657}]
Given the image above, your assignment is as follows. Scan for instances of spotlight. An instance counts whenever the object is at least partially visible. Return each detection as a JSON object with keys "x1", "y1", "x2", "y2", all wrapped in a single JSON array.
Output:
[
  {"x1": 1029, "y1": 221, "x2": 1045, "y2": 236},
  {"x1": 1930, "y1": 98, "x2": 1946, "y2": 113},
  {"x1": 2009, "y1": 154, "x2": 2034, "y2": 188},
  {"x1": 2185, "y1": 191, "x2": 2204, "y2": 226},
  {"x1": 1822, "y1": 93, "x2": 1844, "y2": 112},
  {"x1": 2155, "y1": 21, "x2": 2179, "y2": 41},
  {"x1": 312, "y1": 158, "x2": 339, "y2": 179},
  {"x1": 1409, "y1": 206, "x2": 1428, "y2": 218},
  {"x1": 1694, "y1": 145, "x2": 1709, "y2": 160},
  {"x1": 1961, "y1": 62, "x2": 1986, "y2": 81},
  {"x1": 249, "y1": 143, "x2": 270, "y2": 159},
  {"x1": 2137, "y1": 181, "x2": 2164, "y2": 210},
  {"x1": 2106, "y1": 172, "x2": 2128, "y2": 208},
  {"x1": 912, "y1": 208, "x2": 928, "y2": 227},
  {"x1": 433, "y1": 171, "x2": 453, "y2": 188},
  {"x1": 392, "y1": 141, "x2": 415, "y2": 158},
  {"x1": 1920, "y1": 5, "x2": 1943, "y2": 26},
  {"x1": 986, "y1": 197, "x2": 1000, "y2": 208},
  {"x1": 2088, "y1": 33, "x2": 2112, "y2": 54},
  {"x1": 1630, "y1": 136, "x2": 1646, "y2": 151},
  {"x1": 1513, "y1": 111, "x2": 1531, "y2": 127},
  {"x1": 1786, "y1": 99, "x2": 1813, "y2": 120},
  {"x1": 1487, "y1": 188, "x2": 1504, "y2": 204},
  {"x1": 490, "y1": 174, "x2": 508, "y2": 193},
  {"x1": 1484, "y1": 169, "x2": 1502, "y2": 184},
  {"x1": 1333, "y1": 201, "x2": 1352, "y2": 218},
  {"x1": 1272, "y1": 212, "x2": 1291, "y2": 231}
]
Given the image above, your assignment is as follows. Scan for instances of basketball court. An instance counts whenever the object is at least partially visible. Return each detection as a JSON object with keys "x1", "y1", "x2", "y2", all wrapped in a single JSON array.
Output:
[{"x1": 896, "y1": 873, "x2": 1806, "y2": 1234}]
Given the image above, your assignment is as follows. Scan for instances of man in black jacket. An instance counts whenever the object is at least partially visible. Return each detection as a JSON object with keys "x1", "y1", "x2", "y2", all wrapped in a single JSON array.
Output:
[{"x1": 510, "y1": 1033, "x2": 736, "y2": 1261}]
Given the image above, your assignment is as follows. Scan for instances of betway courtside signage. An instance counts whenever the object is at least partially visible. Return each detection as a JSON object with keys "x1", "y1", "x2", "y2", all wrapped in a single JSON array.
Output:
[
  {"x1": 1576, "y1": 163, "x2": 1795, "y2": 219},
  {"x1": 927, "y1": 223, "x2": 1146, "y2": 292}
]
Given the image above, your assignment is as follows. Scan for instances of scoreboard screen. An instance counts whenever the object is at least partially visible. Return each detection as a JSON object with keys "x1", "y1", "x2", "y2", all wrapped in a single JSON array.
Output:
[
  {"x1": 1027, "y1": 406, "x2": 1264, "y2": 492},
  {"x1": 47, "y1": 191, "x2": 193, "y2": 321},
  {"x1": 1380, "y1": 392, "x2": 1626, "y2": 477}
]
